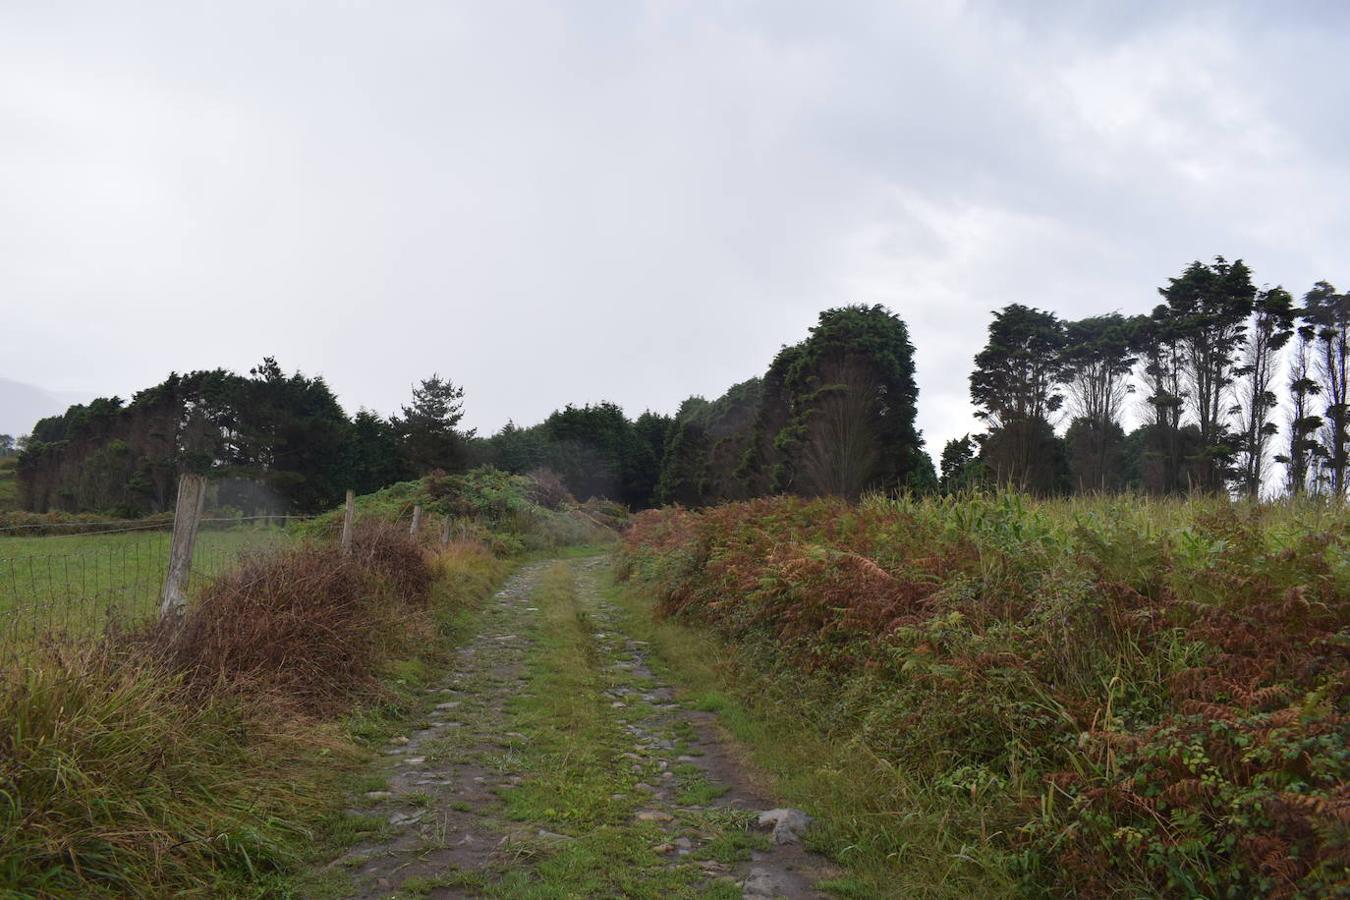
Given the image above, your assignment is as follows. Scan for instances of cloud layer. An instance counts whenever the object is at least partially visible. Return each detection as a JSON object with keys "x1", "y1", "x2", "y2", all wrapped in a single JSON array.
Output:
[{"x1": 3, "y1": 1, "x2": 1346, "y2": 456}]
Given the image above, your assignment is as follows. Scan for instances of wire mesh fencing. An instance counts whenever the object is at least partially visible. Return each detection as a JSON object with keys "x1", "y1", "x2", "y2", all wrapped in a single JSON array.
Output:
[{"x1": 0, "y1": 517, "x2": 309, "y2": 661}]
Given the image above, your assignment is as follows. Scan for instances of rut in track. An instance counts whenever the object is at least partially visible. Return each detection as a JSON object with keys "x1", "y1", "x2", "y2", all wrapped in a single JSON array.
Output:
[{"x1": 315, "y1": 554, "x2": 836, "y2": 898}]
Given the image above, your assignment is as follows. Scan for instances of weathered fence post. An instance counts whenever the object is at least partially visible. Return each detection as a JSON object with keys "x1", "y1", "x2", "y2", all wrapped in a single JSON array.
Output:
[
  {"x1": 340, "y1": 489, "x2": 355, "y2": 555},
  {"x1": 440, "y1": 516, "x2": 451, "y2": 550},
  {"x1": 159, "y1": 473, "x2": 208, "y2": 621},
  {"x1": 410, "y1": 504, "x2": 423, "y2": 538}
]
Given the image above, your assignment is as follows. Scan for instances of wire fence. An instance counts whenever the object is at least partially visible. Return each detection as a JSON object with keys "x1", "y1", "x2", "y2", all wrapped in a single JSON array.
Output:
[{"x1": 0, "y1": 516, "x2": 313, "y2": 661}]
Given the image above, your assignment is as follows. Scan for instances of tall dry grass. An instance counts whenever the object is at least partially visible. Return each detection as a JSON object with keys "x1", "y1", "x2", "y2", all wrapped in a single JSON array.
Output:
[{"x1": 0, "y1": 522, "x2": 506, "y2": 896}]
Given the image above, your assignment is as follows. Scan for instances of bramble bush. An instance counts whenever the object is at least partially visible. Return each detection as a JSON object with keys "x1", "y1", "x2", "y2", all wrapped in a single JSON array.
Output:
[{"x1": 616, "y1": 493, "x2": 1348, "y2": 897}]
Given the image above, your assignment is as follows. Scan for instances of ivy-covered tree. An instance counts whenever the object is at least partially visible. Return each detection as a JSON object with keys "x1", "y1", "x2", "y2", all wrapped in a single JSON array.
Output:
[{"x1": 766, "y1": 305, "x2": 925, "y2": 499}]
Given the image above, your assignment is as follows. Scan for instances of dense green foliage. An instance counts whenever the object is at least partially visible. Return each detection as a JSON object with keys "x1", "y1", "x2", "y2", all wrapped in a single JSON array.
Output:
[
  {"x1": 475, "y1": 304, "x2": 929, "y2": 508},
  {"x1": 0, "y1": 457, "x2": 17, "y2": 512},
  {"x1": 618, "y1": 494, "x2": 1349, "y2": 897},
  {"x1": 14, "y1": 364, "x2": 482, "y2": 517},
  {"x1": 743, "y1": 305, "x2": 929, "y2": 499},
  {"x1": 18, "y1": 360, "x2": 358, "y2": 515}
]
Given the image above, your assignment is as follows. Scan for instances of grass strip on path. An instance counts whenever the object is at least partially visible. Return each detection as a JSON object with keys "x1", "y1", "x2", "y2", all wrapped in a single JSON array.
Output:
[{"x1": 487, "y1": 559, "x2": 745, "y2": 898}]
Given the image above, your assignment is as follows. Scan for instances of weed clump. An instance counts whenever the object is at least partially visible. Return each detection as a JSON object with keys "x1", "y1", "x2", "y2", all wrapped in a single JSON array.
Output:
[
  {"x1": 0, "y1": 641, "x2": 340, "y2": 896},
  {"x1": 168, "y1": 523, "x2": 432, "y2": 713}
]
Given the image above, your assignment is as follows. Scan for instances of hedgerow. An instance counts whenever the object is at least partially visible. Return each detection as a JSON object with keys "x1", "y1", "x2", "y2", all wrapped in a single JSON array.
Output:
[{"x1": 616, "y1": 493, "x2": 1349, "y2": 897}]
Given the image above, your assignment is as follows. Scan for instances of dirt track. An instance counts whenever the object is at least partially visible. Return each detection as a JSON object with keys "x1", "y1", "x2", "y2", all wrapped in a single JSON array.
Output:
[{"x1": 316, "y1": 554, "x2": 835, "y2": 898}]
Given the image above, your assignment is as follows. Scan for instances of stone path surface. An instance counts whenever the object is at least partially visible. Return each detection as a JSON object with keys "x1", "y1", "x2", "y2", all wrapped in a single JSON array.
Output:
[{"x1": 315, "y1": 554, "x2": 835, "y2": 898}]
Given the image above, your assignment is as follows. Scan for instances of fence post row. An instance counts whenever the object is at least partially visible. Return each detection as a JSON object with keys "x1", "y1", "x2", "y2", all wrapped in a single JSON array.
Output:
[
  {"x1": 410, "y1": 504, "x2": 422, "y2": 538},
  {"x1": 341, "y1": 489, "x2": 355, "y2": 555},
  {"x1": 159, "y1": 473, "x2": 208, "y2": 621}
]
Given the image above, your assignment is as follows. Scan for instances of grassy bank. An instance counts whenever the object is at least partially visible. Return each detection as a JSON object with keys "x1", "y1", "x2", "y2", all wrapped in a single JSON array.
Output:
[
  {"x1": 616, "y1": 493, "x2": 1349, "y2": 897},
  {"x1": 0, "y1": 525, "x2": 510, "y2": 897},
  {"x1": 299, "y1": 468, "x2": 625, "y2": 555}
]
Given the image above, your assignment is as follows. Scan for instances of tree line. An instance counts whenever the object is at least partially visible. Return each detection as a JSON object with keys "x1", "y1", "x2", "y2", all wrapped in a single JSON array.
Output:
[
  {"x1": 945, "y1": 257, "x2": 1347, "y2": 497},
  {"x1": 16, "y1": 306, "x2": 931, "y2": 515},
  {"x1": 16, "y1": 359, "x2": 475, "y2": 515},
  {"x1": 19, "y1": 256, "x2": 1343, "y2": 516},
  {"x1": 475, "y1": 305, "x2": 931, "y2": 507}
]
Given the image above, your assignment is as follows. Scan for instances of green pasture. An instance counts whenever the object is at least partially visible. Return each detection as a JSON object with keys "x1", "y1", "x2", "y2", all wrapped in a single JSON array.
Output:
[{"x1": 0, "y1": 526, "x2": 293, "y2": 649}]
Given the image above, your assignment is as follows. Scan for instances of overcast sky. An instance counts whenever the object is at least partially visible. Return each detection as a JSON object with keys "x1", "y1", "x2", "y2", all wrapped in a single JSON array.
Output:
[{"x1": 3, "y1": 1, "x2": 1347, "y2": 459}]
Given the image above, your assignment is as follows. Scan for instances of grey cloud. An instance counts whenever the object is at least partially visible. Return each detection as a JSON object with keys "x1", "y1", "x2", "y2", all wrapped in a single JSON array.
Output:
[{"x1": 1, "y1": 1, "x2": 1345, "y2": 461}]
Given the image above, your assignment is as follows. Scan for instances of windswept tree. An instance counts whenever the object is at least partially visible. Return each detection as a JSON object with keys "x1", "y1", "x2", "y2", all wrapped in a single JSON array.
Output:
[
  {"x1": 969, "y1": 304, "x2": 1067, "y2": 493},
  {"x1": 970, "y1": 304, "x2": 1067, "y2": 427},
  {"x1": 0, "y1": 434, "x2": 13, "y2": 457},
  {"x1": 1233, "y1": 286, "x2": 1295, "y2": 497},
  {"x1": 17, "y1": 361, "x2": 354, "y2": 515},
  {"x1": 1303, "y1": 282, "x2": 1350, "y2": 496},
  {"x1": 1132, "y1": 307, "x2": 1189, "y2": 493},
  {"x1": 1159, "y1": 257, "x2": 1257, "y2": 491},
  {"x1": 1276, "y1": 319, "x2": 1323, "y2": 495},
  {"x1": 1062, "y1": 315, "x2": 1137, "y2": 427},
  {"x1": 393, "y1": 374, "x2": 472, "y2": 475},
  {"x1": 1061, "y1": 314, "x2": 1137, "y2": 491}
]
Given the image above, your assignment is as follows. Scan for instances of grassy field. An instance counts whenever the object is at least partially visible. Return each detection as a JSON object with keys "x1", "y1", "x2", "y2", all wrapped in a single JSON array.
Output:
[
  {"x1": 0, "y1": 526, "x2": 293, "y2": 650},
  {"x1": 617, "y1": 492, "x2": 1349, "y2": 897}
]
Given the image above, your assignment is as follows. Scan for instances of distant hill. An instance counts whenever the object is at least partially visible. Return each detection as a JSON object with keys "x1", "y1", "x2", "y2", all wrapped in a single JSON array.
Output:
[{"x1": 0, "y1": 377, "x2": 91, "y2": 438}]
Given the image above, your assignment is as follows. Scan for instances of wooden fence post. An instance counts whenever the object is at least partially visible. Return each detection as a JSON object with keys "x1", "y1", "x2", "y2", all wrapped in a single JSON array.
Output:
[
  {"x1": 159, "y1": 473, "x2": 208, "y2": 621},
  {"x1": 410, "y1": 504, "x2": 423, "y2": 538},
  {"x1": 340, "y1": 489, "x2": 355, "y2": 554},
  {"x1": 440, "y1": 516, "x2": 451, "y2": 550}
]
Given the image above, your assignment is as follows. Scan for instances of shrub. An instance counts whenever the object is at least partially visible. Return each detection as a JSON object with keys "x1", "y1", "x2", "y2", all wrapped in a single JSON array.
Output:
[{"x1": 298, "y1": 467, "x2": 623, "y2": 555}]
